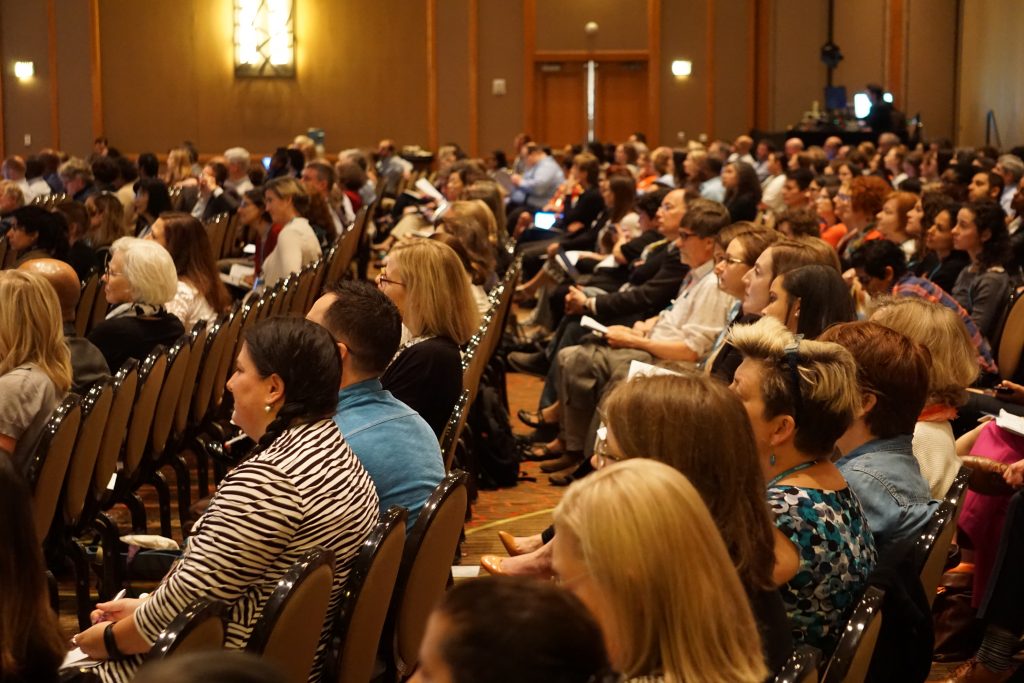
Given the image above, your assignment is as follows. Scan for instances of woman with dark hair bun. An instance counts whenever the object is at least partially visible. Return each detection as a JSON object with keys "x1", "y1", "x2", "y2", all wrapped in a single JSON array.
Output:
[
  {"x1": 412, "y1": 576, "x2": 613, "y2": 683},
  {"x1": 75, "y1": 317, "x2": 379, "y2": 683}
]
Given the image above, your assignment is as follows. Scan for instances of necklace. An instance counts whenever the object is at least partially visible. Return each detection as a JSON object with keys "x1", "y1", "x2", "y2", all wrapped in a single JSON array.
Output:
[{"x1": 767, "y1": 460, "x2": 816, "y2": 488}]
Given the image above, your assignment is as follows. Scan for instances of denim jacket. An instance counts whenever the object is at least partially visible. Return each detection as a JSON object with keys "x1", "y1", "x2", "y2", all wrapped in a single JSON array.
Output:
[{"x1": 836, "y1": 434, "x2": 937, "y2": 556}]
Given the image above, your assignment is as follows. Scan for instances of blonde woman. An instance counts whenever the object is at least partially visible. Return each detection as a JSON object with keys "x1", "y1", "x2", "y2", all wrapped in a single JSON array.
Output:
[
  {"x1": 0, "y1": 270, "x2": 72, "y2": 473},
  {"x1": 261, "y1": 176, "x2": 322, "y2": 287},
  {"x1": 553, "y1": 458, "x2": 768, "y2": 683},
  {"x1": 163, "y1": 148, "x2": 197, "y2": 189},
  {"x1": 378, "y1": 239, "x2": 480, "y2": 436},
  {"x1": 871, "y1": 297, "x2": 979, "y2": 497}
]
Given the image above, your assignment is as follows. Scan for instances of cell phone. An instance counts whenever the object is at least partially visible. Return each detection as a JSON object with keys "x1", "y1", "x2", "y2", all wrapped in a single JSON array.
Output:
[
  {"x1": 262, "y1": 156, "x2": 272, "y2": 170},
  {"x1": 996, "y1": 386, "x2": 1014, "y2": 396},
  {"x1": 533, "y1": 211, "x2": 557, "y2": 230}
]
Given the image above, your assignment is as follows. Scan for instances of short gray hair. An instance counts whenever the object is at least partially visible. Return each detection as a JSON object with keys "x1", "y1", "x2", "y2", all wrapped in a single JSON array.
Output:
[
  {"x1": 58, "y1": 157, "x2": 93, "y2": 183},
  {"x1": 110, "y1": 236, "x2": 178, "y2": 306},
  {"x1": 223, "y1": 147, "x2": 251, "y2": 167},
  {"x1": 998, "y1": 154, "x2": 1024, "y2": 183}
]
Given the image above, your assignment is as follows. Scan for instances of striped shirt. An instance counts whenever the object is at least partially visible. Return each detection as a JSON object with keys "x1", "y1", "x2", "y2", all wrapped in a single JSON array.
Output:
[{"x1": 98, "y1": 419, "x2": 379, "y2": 682}]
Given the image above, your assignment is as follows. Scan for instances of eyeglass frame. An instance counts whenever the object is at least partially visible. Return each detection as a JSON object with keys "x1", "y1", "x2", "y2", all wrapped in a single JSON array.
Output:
[{"x1": 376, "y1": 269, "x2": 405, "y2": 287}]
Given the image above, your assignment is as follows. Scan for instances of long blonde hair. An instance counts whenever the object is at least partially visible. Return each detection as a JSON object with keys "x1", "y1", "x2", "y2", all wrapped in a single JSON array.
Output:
[
  {"x1": 554, "y1": 459, "x2": 768, "y2": 683},
  {"x1": 0, "y1": 271, "x2": 72, "y2": 393},
  {"x1": 387, "y1": 239, "x2": 480, "y2": 343}
]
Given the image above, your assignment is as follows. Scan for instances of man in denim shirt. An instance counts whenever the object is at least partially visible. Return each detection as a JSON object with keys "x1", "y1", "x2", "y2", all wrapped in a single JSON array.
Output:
[
  {"x1": 307, "y1": 281, "x2": 444, "y2": 530},
  {"x1": 821, "y1": 322, "x2": 937, "y2": 557}
]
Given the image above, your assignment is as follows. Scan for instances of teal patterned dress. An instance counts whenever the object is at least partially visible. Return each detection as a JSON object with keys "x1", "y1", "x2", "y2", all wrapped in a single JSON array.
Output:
[{"x1": 767, "y1": 485, "x2": 878, "y2": 654}]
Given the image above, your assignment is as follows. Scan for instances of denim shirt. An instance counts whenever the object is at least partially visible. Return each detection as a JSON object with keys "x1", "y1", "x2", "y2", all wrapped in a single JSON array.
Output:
[
  {"x1": 836, "y1": 434, "x2": 937, "y2": 556},
  {"x1": 333, "y1": 378, "x2": 445, "y2": 529}
]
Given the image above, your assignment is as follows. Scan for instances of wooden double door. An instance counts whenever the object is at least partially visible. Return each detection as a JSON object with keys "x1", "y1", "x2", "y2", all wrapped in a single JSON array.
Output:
[{"x1": 534, "y1": 59, "x2": 648, "y2": 148}]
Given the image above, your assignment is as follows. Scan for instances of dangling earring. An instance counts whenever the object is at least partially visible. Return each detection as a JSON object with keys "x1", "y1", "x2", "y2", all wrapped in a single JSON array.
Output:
[
  {"x1": 264, "y1": 404, "x2": 273, "y2": 414},
  {"x1": 769, "y1": 452, "x2": 776, "y2": 467}
]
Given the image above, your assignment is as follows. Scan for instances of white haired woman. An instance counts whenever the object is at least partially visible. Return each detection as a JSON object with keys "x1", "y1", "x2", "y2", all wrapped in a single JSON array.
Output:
[{"x1": 86, "y1": 236, "x2": 185, "y2": 372}]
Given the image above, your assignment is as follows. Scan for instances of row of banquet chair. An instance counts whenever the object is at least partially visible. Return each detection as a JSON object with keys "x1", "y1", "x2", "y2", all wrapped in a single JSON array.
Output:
[
  {"x1": 63, "y1": 471, "x2": 471, "y2": 683},
  {"x1": 30, "y1": 218, "x2": 369, "y2": 631}
]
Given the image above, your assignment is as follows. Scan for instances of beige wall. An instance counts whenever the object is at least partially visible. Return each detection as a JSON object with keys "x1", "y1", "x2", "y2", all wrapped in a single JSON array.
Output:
[
  {"x1": 1, "y1": 1, "x2": 54, "y2": 154},
  {"x1": 905, "y1": 0, "x2": 957, "y2": 143},
  {"x1": 958, "y1": 0, "x2": 1024, "y2": 148},
  {"x1": 477, "y1": 0, "x2": 524, "y2": 155},
  {"x1": 99, "y1": 0, "x2": 430, "y2": 155},
  {"x1": 0, "y1": 0, "x2": 1002, "y2": 162}
]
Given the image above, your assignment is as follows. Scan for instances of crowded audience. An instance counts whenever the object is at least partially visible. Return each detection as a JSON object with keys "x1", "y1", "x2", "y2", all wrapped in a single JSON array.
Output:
[{"x1": 4, "y1": 122, "x2": 1024, "y2": 683}]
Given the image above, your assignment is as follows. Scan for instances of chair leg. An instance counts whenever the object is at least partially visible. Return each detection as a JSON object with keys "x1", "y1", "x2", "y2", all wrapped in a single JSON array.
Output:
[
  {"x1": 47, "y1": 570, "x2": 59, "y2": 613},
  {"x1": 126, "y1": 493, "x2": 148, "y2": 534},
  {"x1": 68, "y1": 539, "x2": 94, "y2": 630},
  {"x1": 95, "y1": 512, "x2": 121, "y2": 600},
  {"x1": 168, "y1": 454, "x2": 193, "y2": 535},
  {"x1": 150, "y1": 471, "x2": 173, "y2": 539},
  {"x1": 192, "y1": 439, "x2": 211, "y2": 498}
]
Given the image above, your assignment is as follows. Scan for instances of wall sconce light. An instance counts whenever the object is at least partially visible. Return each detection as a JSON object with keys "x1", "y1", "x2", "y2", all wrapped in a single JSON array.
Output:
[
  {"x1": 13, "y1": 61, "x2": 34, "y2": 81},
  {"x1": 234, "y1": 0, "x2": 295, "y2": 78},
  {"x1": 671, "y1": 60, "x2": 692, "y2": 79}
]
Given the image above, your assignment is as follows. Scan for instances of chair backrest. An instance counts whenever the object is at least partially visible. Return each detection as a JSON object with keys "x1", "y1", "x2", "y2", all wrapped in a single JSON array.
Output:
[
  {"x1": 220, "y1": 213, "x2": 242, "y2": 259},
  {"x1": 148, "y1": 597, "x2": 227, "y2": 659},
  {"x1": 246, "y1": 547, "x2": 337, "y2": 683},
  {"x1": 88, "y1": 280, "x2": 109, "y2": 332},
  {"x1": 772, "y1": 645, "x2": 822, "y2": 683},
  {"x1": 915, "y1": 465, "x2": 970, "y2": 607},
  {"x1": 61, "y1": 379, "x2": 113, "y2": 527},
  {"x1": 204, "y1": 212, "x2": 230, "y2": 262},
  {"x1": 92, "y1": 360, "x2": 139, "y2": 499},
  {"x1": 211, "y1": 306, "x2": 244, "y2": 410},
  {"x1": 311, "y1": 245, "x2": 335, "y2": 300},
  {"x1": 386, "y1": 471, "x2": 468, "y2": 677},
  {"x1": 191, "y1": 315, "x2": 228, "y2": 424},
  {"x1": 325, "y1": 210, "x2": 367, "y2": 288},
  {"x1": 121, "y1": 348, "x2": 168, "y2": 480},
  {"x1": 27, "y1": 394, "x2": 82, "y2": 541},
  {"x1": 147, "y1": 337, "x2": 191, "y2": 458},
  {"x1": 821, "y1": 586, "x2": 885, "y2": 683},
  {"x1": 438, "y1": 390, "x2": 470, "y2": 471},
  {"x1": 995, "y1": 289, "x2": 1024, "y2": 380},
  {"x1": 327, "y1": 506, "x2": 408, "y2": 683},
  {"x1": 945, "y1": 464, "x2": 971, "y2": 517},
  {"x1": 293, "y1": 261, "x2": 318, "y2": 314},
  {"x1": 74, "y1": 272, "x2": 100, "y2": 338},
  {"x1": 174, "y1": 321, "x2": 208, "y2": 437}
]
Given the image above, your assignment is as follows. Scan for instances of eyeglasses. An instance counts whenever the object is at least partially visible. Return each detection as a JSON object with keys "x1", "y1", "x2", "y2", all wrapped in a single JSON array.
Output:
[
  {"x1": 592, "y1": 423, "x2": 623, "y2": 469},
  {"x1": 678, "y1": 230, "x2": 700, "y2": 240},
  {"x1": 104, "y1": 264, "x2": 123, "y2": 278},
  {"x1": 782, "y1": 340, "x2": 805, "y2": 419},
  {"x1": 376, "y1": 269, "x2": 405, "y2": 287}
]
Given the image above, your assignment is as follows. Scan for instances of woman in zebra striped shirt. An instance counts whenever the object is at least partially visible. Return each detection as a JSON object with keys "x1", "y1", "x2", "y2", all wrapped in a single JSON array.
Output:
[{"x1": 74, "y1": 317, "x2": 380, "y2": 682}]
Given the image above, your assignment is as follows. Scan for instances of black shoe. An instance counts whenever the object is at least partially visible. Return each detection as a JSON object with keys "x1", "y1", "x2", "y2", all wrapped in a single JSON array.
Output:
[
  {"x1": 549, "y1": 456, "x2": 593, "y2": 486},
  {"x1": 507, "y1": 351, "x2": 550, "y2": 377},
  {"x1": 540, "y1": 453, "x2": 580, "y2": 473}
]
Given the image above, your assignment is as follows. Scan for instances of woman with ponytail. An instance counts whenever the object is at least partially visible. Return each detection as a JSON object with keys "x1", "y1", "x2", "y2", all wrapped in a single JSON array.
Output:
[{"x1": 76, "y1": 317, "x2": 379, "y2": 683}]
